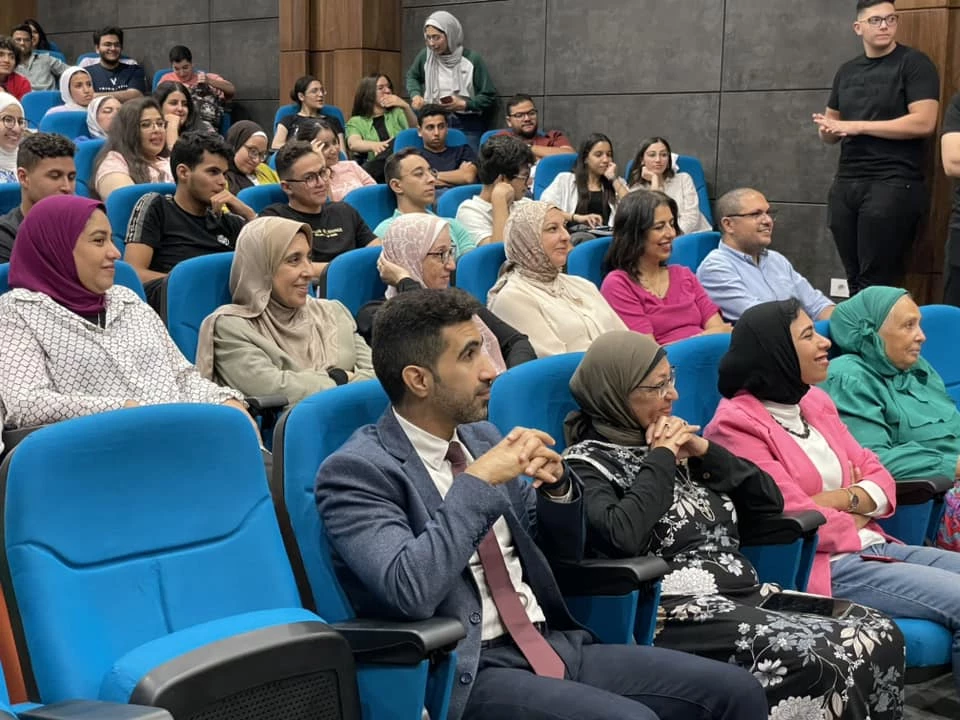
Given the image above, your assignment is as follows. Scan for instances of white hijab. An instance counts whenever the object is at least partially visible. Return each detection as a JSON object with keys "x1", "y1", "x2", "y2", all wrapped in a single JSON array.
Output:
[
  {"x1": 0, "y1": 93, "x2": 23, "y2": 173},
  {"x1": 422, "y1": 11, "x2": 474, "y2": 103},
  {"x1": 86, "y1": 95, "x2": 110, "y2": 138},
  {"x1": 46, "y1": 66, "x2": 91, "y2": 114}
]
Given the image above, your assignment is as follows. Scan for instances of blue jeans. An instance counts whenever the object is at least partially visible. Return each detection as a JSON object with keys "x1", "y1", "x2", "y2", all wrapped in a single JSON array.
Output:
[{"x1": 831, "y1": 542, "x2": 960, "y2": 693}]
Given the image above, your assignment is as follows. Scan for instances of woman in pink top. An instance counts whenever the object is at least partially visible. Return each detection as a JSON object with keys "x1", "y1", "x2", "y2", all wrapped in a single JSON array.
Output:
[
  {"x1": 705, "y1": 299, "x2": 960, "y2": 697},
  {"x1": 93, "y1": 97, "x2": 174, "y2": 201},
  {"x1": 298, "y1": 118, "x2": 374, "y2": 202},
  {"x1": 600, "y1": 190, "x2": 730, "y2": 344}
]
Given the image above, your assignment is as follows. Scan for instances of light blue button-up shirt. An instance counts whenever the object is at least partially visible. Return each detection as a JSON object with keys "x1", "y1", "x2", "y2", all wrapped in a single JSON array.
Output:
[{"x1": 696, "y1": 242, "x2": 834, "y2": 322}]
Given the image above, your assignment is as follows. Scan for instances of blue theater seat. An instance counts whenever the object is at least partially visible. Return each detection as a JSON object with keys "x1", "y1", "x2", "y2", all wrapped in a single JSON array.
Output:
[
  {"x1": 566, "y1": 236, "x2": 611, "y2": 288},
  {"x1": 453, "y1": 242, "x2": 505, "y2": 303},
  {"x1": 273, "y1": 104, "x2": 346, "y2": 137},
  {"x1": 343, "y1": 185, "x2": 396, "y2": 230},
  {"x1": 236, "y1": 184, "x2": 286, "y2": 214},
  {"x1": 0, "y1": 186, "x2": 18, "y2": 216},
  {"x1": 669, "y1": 230, "x2": 720, "y2": 272},
  {"x1": 532, "y1": 153, "x2": 576, "y2": 200},
  {"x1": 164, "y1": 252, "x2": 233, "y2": 361},
  {"x1": 436, "y1": 183, "x2": 481, "y2": 219},
  {"x1": 325, "y1": 246, "x2": 385, "y2": 317},
  {"x1": 20, "y1": 92, "x2": 62, "y2": 130},
  {"x1": 38, "y1": 111, "x2": 87, "y2": 140},
  {"x1": 74, "y1": 138, "x2": 104, "y2": 198},
  {"x1": 917, "y1": 304, "x2": 960, "y2": 407}
]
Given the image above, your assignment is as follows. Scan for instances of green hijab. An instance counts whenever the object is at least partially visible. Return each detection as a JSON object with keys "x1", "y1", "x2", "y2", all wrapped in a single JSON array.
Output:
[{"x1": 565, "y1": 331, "x2": 666, "y2": 447}]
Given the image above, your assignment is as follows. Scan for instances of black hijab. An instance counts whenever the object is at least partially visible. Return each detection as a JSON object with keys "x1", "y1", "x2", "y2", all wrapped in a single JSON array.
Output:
[
  {"x1": 717, "y1": 299, "x2": 809, "y2": 405},
  {"x1": 224, "y1": 120, "x2": 268, "y2": 192}
]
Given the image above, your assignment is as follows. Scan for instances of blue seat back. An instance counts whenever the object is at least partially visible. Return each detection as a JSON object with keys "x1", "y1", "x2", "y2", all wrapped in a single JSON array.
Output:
[
  {"x1": 273, "y1": 381, "x2": 390, "y2": 620},
  {"x1": 669, "y1": 230, "x2": 720, "y2": 272},
  {"x1": 75, "y1": 138, "x2": 105, "y2": 198},
  {"x1": 436, "y1": 184, "x2": 481, "y2": 219},
  {"x1": 0, "y1": 185, "x2": 19, "y2": 215},
  {"x1": 0, "y1": 404, "x2": 301, "y2": 702},
  {"x1": 533, "y1": 153, "x2": 576, "y2": 200},
  {"x1": 105, "y1": 183, "x2": 176, "y2": 257},
  {"x1": 325, "y1": 246, "x2": 385, "y2": 317},
  {"x1": 668, "y1": 333, "x2": 732, "y2": 428},
  {"x1": 454, "y1": 243, "x2": 505, "y2": 303},
  {"x1": 76, "y1": 52, "x2": 98, "y2": 64},
  {"x1": 566, "y1": 236, "x2": 611, "y2": 288},
  {"x1": 342, "y1": 185, "x2": 396, "y2": 230},
  {"x1": 152, "y1": 68, "x2": 167, "y2": 90},
  {"x1": 38, "y1": 110, "x2": 87, "y2": 140},
  {"x1": 20, "y1": 91, "x2": 62, "y2": 130},
  {"x1": 489, "y1": 353, "x2": 585, "y2": 453},
  {"x1": 676, "y1": 155, "x2": 712, "y2": 225},
  {"x1": 166, "y1": 252, "x2": 234, "y2": 362},
  {"x1": 479, "y1": 129, "x2": 502, "y2": 147},
  {"x1": 918, "y1": 305, "x2": 960, "y2": 408},
  {"x1": 273, "y1": 104, "x2": 346, "y2": 135},
  {"x1": 0, "y1": 261, "x2": 144, "y2": 301},
  {"x1": 34, "y1": 49, "x2": 66, "y2": 63},
  {"x1": 392, "y1": 127, "x2": 468, "y2": 152},
  {"x1": 0, "y1": 265, "x2": 7, "y2": 293},
  {"x1": 236, "y1": 184, "x2": 287, "y2": 214}
]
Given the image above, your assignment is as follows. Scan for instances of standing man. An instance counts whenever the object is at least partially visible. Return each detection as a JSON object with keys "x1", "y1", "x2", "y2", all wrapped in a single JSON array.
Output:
[
  {"x1": 11, "y1": 23, "x2": 67, "y2": 91},
  {"x1": 84, "y1": 26, "x2": 146, "y2": 102},
  {"x1": 814, "y1": 0, "x2": 939, "y2": 294}
]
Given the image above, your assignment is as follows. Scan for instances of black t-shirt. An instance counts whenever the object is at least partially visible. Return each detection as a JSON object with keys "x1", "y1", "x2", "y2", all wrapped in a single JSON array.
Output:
[
  {"x1": 259, "y1": 201, "x2": 375, "y2": 296},
  {"x1": 942, "y1": 92, "x2": 960, "y2": 264},
  {"x1": 827, "y1": 44, "x2": 939, "y2": 181},
  {"x1": 421, "y1": 144, "x2": 477, "y2": 173},
  {"x1": 0, "y1": 206, "x2": 23, "y2": 264},
  {"x1": 586, "y1": 190, "x2": 609, "y2": 224},
  {"x1": 280, "y1": 112, "x2": 346, "y2": 141},
  {"x1": 125, "y1": 193, "x2": 244, "y2": 273}
]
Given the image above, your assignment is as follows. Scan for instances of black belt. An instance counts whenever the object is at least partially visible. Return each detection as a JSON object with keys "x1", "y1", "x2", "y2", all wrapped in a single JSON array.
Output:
[{"x1": 480, "y1": 621, "x2": 548, "y2": 650}]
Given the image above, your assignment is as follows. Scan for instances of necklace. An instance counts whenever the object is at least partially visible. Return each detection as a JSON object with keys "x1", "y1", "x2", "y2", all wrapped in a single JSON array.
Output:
[
  {"x1": 772, "y1": 412, "x2": 811, "y2": 439},
  {"x1": 637, "y1": 267, "x2": 668, "y2": 298}
]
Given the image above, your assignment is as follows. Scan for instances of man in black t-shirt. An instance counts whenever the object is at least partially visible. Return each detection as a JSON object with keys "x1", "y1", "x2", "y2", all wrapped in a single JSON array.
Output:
[
  {"x1": 940, "y1": 92, "x2": 960, "y2": 305},
  {"x1": 260, "y1": 141, "x2": 378, "y2": 296},
  {"x1": 418, "y1": 104, "x2": 477, "y2": 200},
  {"x1": 125, "y1": 132, "x2": 255, "y2": 311},
  {"x1": 814, "y1": 0, "x2": 939, "y2": 294}
]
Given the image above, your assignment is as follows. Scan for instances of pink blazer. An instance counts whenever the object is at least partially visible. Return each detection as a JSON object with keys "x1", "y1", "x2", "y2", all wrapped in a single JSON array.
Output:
[{"x1": 704, "y1": 387, "x2": 897, "y2": 596}]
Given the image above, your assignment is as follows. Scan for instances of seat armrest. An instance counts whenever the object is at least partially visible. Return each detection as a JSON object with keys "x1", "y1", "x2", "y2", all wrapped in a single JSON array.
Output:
[
  {"x1": 1, "y1": 425, "x2": 47, "y2": 458},
  {"x1": 245, "y1": 395, "x2": 288, "y2": 415},
  {"x1": 895, "y1": 477, "x2": 954, "y2": 506},
  {"x1": 19, "y1": 701, "x2": 173, "y2": 719},
  {"x1": 331, "y1": 617, "x2": 466, "y2": 665},
  {"x1": 740, "y1": 510, "x2": 826, "y2": 546},
  {"x1": 551, "y1": 555, "x2": 669, "y2": 596}
]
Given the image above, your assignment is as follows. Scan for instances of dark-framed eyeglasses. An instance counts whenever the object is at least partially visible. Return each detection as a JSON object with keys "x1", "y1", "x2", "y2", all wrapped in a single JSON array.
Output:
[
  {"x1": 0, "y1": 115, "x2": 27, "y2": 129},
  {"x1": 424, "y1": 248, "x2": 455, "y2": 264},
  {"x1": 286, "y1": 168, "x2": 332, "y2": 186},
  {"x1": 508, "y1": 109, "x2": 538, "y2": 120},
  {"x1": 862, "y1": 13, "x2": 898, "y2": 27},
  {"x1": 244, "y1": 145, "x2": 268, "y2": 162},
  {"x1": 726, "y1": 209, "x2": 778, "y2": 221},
  {"x1": 634, "y1": 367, "x2": 677, "y2": 399}
]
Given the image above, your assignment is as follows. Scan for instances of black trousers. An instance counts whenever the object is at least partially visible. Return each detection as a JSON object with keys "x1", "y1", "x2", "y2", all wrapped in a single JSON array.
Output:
[{"x1": 827, "y1": 178, "x2": 926, "y2": 294}]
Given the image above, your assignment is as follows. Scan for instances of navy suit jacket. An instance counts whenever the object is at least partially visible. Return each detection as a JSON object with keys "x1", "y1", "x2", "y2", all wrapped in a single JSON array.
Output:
[{"x1": 316, "y1": 409, "x2": 586, "y2": 720}]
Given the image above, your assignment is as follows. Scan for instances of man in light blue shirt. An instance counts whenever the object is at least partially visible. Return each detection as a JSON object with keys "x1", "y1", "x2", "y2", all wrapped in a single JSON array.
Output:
[{"x1": 697, "y1": 187, "x2": 835, "y2": 322}]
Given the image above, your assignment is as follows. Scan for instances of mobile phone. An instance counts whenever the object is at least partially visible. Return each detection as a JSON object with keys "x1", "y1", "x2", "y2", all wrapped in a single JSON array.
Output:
[
  {"x1": 861, "y1": 554, "x2": 903, "y2": 564},
  {"x1": 758, "y1": 590, "x2": 852, "y2": 619},
  {"x1": 440, "y1": 95, "x2": 454, "y2": 104}
]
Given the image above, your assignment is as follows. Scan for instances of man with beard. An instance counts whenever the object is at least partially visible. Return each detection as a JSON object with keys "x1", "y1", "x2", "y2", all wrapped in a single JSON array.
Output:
[
  {"x1": 84, "y1": 26, "x2": 145, "y2": 102},
  {"x1": 499, "y1": 94, "x2": 573, "y2": 159},
  {"x1": 316, "y1": 287, "x2": 769, "y2": 720},
  {"x1": 697, "y1": 188, "x2": 835, "y2": 322}
]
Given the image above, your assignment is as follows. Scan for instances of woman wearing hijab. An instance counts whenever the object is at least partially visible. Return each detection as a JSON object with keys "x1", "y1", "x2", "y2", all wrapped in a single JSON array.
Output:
[
  {"x1": 0, "y1": 194, "x2": 247, "y2": 435},
  {"x1": 0, "y1": 93, "x2": 25, "y2": 183},
  {"x1": 405, "y1": 10, "x2": 496, "y2": 150},
  {"x1": 705, "y1": 299, "x2": 960, "y2": 698},
  {"x1": 196, "y1": 216, "x2": 374, "y2": 406},
  {"x1": 83, "y1": 95, "x2": 121, "y2": 140},
  {"x1": 44, "y1": 66, "x2": 94, "y2": 116},
  {"x1": 564, "y1": 331, "x2": 905, "y2": 719},
  {"x1": 224, "y1": 120, "x2": 279, "y2": 193},
  {"x1": 487, "y1": 200, "x2": 625, "y2": 357},
  {"x1": 355, "y1": 213, "x2": 535, "y2": 369}
]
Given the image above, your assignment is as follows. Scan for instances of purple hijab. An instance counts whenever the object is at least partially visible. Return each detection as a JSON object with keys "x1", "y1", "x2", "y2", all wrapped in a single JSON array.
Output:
[{"x1": 9, "y1": 195, "x2": 108, "y2": 315}]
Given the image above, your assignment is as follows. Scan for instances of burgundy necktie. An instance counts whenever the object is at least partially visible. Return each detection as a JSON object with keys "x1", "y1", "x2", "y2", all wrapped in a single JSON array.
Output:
[{"x1": 446, "y1": 441, "x2": 566, "y2": 679}]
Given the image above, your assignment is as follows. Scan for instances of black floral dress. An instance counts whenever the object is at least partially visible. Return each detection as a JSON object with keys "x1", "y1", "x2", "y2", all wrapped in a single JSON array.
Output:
[{"x1": 565, "y1": 435, "x2": 905, "y2": 720}]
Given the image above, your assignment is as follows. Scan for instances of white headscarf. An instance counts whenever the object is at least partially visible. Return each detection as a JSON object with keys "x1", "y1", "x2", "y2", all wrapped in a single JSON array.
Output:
[
  {"x1": 46, "y1": 67, "x2": 92, "y2": 115},
  {"x1": 86, "y1": 95, "x2": 110, "y2": 138},
  {"x1": 0, "y1": 93, "x2": 23, "y2": 173},
  {"x1": 422, "y1": 11, "x2": 474, "y2": 103}
]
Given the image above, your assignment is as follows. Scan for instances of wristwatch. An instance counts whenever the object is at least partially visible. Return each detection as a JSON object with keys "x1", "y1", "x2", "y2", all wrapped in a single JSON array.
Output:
[{"x1": 846, "y1": 487, "x2": 860, "y2": 512}]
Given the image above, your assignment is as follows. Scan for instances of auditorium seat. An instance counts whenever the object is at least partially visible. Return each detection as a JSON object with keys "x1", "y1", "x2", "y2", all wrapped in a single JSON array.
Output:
[
  {"x1": 273, "y1": 103, "x2": 346, "y2": 137},
  {"x1": 532, "y1": 153, "x2": 576, "y2": 200},
  {"x1": 917, "y1": 304, "x2": 960, "y2": 407},
  {"x1": 453, "y1": 242, "x2": 505, "y2": 303},
  {"x1": 669, "y1": 230, "x2": 720, "y2": 272},
  {"x1": 74, "y1": 138, "x2": 104, "y2": 198},
  {"x1": 20, "y1": 91, "x2": 62, "y2": 130},
  {"x1": 0, "y1": 186, "x2": 18, "y2": 216},
  {"x1": 566, "y1": 236, "x2": 610, "y2": 288},
  {"x1": 392, "y1": 127, "x2": 468, "y2": 152},
  {"x1": 236, "y1": 184, "x2": 287, "y2": 214},
  {"x1": 325, "y1": 246, "x2": 385, "y2": 317},
  {"x1": 342, "y1": 185, "x2": 396, "y2": 230},
  {"x1": 163, "y1": 252, "x2": 233, "y2": 361},
  {"x1": 436, "y1": 183, "x2": 481, "y2": 219},
  {"x1": 38, "y1": 110, "x2": 87, "y2": 140},
  {"x1": 105, "y1": 183, "x2": 176, "y2": 258},
  {"x1": 676, "y1": 156, "x2": 713, "y2": 226}
]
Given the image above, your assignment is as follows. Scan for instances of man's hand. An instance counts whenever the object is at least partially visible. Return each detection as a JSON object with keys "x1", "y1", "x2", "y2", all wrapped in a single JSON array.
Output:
[
  {"x1": 411, "y1": 96, "x2": 425, "y2": 111},
  {"x1": 491, "y1": 180, "x2": 516, "y2": 207},
  {"x1": 210, "y1": 189, "x2": 255, "y2": 220},
  {"x1": 466, "y1": 427, "x2": 564, "y2": 488},
  {"x1": 813, "y1": 113, "x2": 856, "y2": 137}
]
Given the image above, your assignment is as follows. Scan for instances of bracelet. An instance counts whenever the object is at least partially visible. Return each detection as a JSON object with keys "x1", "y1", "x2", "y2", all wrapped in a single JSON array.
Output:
[{"x1": 845, "y1": 487, "x2": 860, "y2": 512}]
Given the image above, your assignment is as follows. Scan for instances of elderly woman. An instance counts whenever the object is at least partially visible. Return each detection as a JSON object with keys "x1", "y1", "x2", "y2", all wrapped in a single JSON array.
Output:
[
  {"x1": 224, "y1": 120, "x2": 279, "y2": 193},
  {"x1": 196, "y1": 216, "x2": 374, "y2": 406},
  {"x1": 487, "y1": 200, "x2": 626, "y2": 356},
  {"x1": 564, "y1": 330, "x2": 904, "y2": 719},
  {"x1": 705, "y1": 299, "x2": 960, "y2": 698},
  {"x1": 0, "y1": 93, "x2": 24, "y2": 183},
  {"x1": 45, "y1": 66, "x2": 94, "y2": 115},
  {"x1": 355, "y1": 213, "x2": 535, "y2": 369},
  {"x1": 0, "y1": 194, "x2": 247, "y2": 438}
]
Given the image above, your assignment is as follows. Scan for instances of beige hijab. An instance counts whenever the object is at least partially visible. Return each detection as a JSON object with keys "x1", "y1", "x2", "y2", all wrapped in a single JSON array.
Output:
[
  {"x1": 382, "y1": 213, "x2": 507, "y2": 374},
  {"x1": 196, "y1": 216, "x2": 343, "y2": 380}
]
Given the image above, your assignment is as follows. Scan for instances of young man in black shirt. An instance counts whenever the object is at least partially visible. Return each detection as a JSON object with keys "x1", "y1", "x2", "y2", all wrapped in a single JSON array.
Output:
[
  {"x1": 814, "y1": 0, "x2": 939, "y2": 294},
  {"x1": 260, "y1": 141, "x2": 377, "y2": 295},
  {"x1": 125, "y1": 131, "x2": 255, "y2": 310}
]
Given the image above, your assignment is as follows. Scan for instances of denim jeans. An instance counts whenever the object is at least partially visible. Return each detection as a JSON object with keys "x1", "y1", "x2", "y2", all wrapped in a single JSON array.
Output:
[{"x1": 831, "y1": 542, "x2": 960, "y2": 693}]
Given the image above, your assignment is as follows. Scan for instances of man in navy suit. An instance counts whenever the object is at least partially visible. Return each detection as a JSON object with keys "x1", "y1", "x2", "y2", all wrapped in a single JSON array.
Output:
[{"x1": 316, "y1": 288, "x2": 767, "y2": 720}]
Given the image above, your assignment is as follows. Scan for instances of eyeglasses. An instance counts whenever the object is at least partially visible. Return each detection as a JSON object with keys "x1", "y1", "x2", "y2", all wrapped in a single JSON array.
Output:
[
  {"x1": 634, "y1": 367, "x2": 677, "y2": 400},
  {"x1": 726, "y1": 209, "x2": 778, "y2": 221},
  {"x1": 0, "y1": 115, "x2": 26, "y2": 129},
  {"x1": 508, "y1": 110, "x2": 538, "y2": 120},
  {"x1": 139, "y1": 119, "x2": 168, "y2": 130},
  {"x1": 512, "y1": 173, "x2": 531, "y2": 182},
  {"x1": 403, "y1": 167, "x2": 439, "y2": 180},
  {"x1": 305, "y1": 87, "x2": 325, "y2": 96},
  {"x1": 286, "y1": 168, "x2": 332, "y2": 186},
  {"x1": 425, "y1": 248, "x2": 455, "y2": 264},
  {"x1": 862, "y1": 13, "x2": 898, "y2": 27},
  {"x1": 244, "y1": 145, "x2": 267, "y2": 162}
]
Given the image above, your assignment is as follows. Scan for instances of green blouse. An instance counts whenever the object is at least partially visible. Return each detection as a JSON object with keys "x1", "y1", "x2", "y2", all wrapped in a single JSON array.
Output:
[{"x1": 345, "y1": 107, "x2": 410, "y2": 161}]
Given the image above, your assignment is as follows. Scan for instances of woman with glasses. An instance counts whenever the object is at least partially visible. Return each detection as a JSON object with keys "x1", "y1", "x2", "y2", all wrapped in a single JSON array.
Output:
[
  {"x1": 600, "y1": 191, "x2": 730, "y2": 344},
  {"x1": 272, "y1": 75, "x2": 345, "y2": 152},
  {"x1": 487, "y1": 200, "x2": 625, "y2": 357},
  {"x1": 92, "y1": 97, "x2": 174, "y2": 201},
  {"x1": 197, "y1": 216, "x2": 374, "y2": 406},
  {"x1": 564, "y1": 330, "x2": 905, "y2": 720},
  {"x1": 294, "y1": 118, "x2": 374, "y2": 202},
  {"x1": 356, "y1": 213, "x2": 536, "y2": 369},
  {"x1": 223, "y1": 120, "x2": 279, "y2": 193},
  {"x1": 627, "y1": 137, "x2": 711, "y2": 234},
  {"x1": 0, "y1": 93, "x2": 25, "y2": 183}
]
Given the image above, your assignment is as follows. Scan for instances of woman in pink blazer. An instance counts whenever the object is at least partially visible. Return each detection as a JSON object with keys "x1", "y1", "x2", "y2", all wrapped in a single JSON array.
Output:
[{"x1": 705, "y1": 298, "x2": 960, "y2": 697}]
